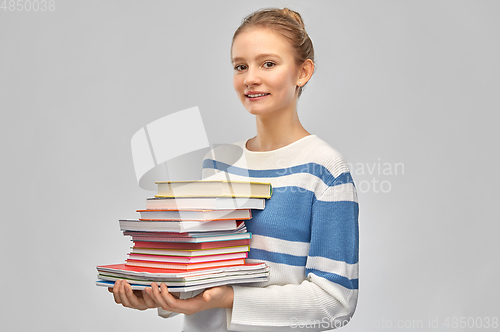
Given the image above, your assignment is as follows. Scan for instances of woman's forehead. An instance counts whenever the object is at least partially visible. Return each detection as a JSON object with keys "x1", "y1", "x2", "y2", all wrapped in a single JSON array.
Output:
[{"x1": 232, "y1": 28, "x2": 295, "y2": 60}]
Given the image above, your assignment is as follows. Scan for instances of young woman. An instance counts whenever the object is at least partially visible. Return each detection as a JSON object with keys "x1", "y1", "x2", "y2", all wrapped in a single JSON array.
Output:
[{"x1": 111, "y1": 8, "x2": 359, "y2": 331}]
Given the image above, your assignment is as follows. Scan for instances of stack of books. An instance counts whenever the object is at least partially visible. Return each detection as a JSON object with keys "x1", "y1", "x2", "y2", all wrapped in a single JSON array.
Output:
[{"x1": 96, "y1": 180, "x2": 272, "y2": 293}]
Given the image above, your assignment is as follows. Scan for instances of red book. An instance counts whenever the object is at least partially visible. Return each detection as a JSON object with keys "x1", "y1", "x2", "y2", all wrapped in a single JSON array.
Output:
[
  {"x1": 127, "y1": 252, "x2": 248, "y2": 264},
  {"x1": 125, "y1": 258, "x2": 245, "y2": 270},
  {"x1": 132, "y1": 239, "x2": 250, "y2": 250}
]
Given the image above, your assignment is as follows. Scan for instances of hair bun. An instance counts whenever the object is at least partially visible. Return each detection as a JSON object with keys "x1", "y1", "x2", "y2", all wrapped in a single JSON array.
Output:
[{"x1": 281, "y1": 7, "x2": 305, "y2": 29}]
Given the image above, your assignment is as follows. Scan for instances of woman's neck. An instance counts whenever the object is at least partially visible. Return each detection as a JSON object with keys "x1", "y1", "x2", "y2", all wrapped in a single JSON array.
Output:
[{"x1": 247, "y1": 109, "x2": 310, "y2": 152}]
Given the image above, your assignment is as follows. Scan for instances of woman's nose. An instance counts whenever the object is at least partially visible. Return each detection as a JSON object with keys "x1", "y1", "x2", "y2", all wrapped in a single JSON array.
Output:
[{"x1": 243, "y1": 67, "x2": 261, "y2": 87}]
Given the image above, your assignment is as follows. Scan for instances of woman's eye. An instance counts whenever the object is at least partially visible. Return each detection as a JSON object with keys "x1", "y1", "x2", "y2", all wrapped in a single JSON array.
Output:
[
  {"x1": 234, "y1": 64, "x2": 247, "y2": 71},
  {"x1": 263, "y1": 62, "x2": 275, "y2": 68}
]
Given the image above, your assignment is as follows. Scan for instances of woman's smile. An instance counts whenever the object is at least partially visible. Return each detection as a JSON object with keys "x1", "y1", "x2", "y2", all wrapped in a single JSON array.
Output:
[{"x1": 245, "y1": 91, "x2": 271, "y2": 100}]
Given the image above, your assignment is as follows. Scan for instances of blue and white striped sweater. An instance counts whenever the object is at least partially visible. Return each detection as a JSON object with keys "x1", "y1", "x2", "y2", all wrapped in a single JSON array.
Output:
[{"x1": 179, "y1": 135, "x2": 358, "y2": 331}]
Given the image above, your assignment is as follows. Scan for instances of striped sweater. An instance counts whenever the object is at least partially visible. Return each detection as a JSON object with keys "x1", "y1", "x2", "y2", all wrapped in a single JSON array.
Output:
[{"x1": 160, "y1": 135, "x2": 359, "y2": 331}]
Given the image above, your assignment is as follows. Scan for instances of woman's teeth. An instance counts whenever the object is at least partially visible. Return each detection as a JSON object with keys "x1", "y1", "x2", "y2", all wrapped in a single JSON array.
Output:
[{"x1": 247, "y1": 93, "x2": 269, "y2": 98}]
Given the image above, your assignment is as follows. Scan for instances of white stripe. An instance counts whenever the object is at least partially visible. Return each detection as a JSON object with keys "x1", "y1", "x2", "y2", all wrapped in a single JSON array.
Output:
[
  {"x1": 318, "y1": 183, "x2": 358, "y2": 202},
  {"x1": 251, "y1": 234, "x2": 310, "y2": 257},
  {"x1": 207, "y1": 172, "x2": 319, "y2": 194},
  {"x1": 208, "y1": 172, "x2": 357, "y2": 203},
  {"x1": 306, "y1": 256, "x2": 358, "y2": 279},
  {"x1": 271, "y1": 173, "x2": 323, "y2": 193}
]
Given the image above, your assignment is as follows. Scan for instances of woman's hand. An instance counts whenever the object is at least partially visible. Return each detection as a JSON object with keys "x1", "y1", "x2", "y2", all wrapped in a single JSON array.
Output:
[
  {"x1": 145, "y1": 282, "x2": 234, "y2": 315},
  {"x1": 108, "y1": 279, "x2": 180, "y2": 311}
]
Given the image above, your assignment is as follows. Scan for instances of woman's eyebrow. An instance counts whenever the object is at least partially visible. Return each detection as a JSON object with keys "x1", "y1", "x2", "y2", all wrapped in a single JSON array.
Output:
[{"x1": 232, "y1": 53, "x2": 282, "y2": 63}]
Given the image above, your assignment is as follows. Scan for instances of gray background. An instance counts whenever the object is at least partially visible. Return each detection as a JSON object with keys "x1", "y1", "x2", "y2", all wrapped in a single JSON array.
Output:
[{"x1": 1, "y1": 0, "x2": 499, "y2": 331}]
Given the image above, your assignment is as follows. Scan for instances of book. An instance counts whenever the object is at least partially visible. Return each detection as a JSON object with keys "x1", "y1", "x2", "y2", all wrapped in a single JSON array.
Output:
[
  {"x1": 96, "y1": 275, "x2": 269, "y2": 292},
  {"x1": 155, "y1": 180, "x2": 272, "y2": 199},
  {"x1": 97, "y1": 262, "x2": 268, "y2": 279},
  {"x1": 146, "y1": 197, "x2": 265, "y2": 210},
  {"x1": 126, "y1": 231, "x2": 252, "y2": 243},
  {"x1": 123, "y1": 220, "x2": 246, "y2": 236},
  {"x1": 98, "y1": 268, "x2": 270, "y2": 285},
  {"x1": 132, "y1": 238, "x2": 250, "y2": 249},
  {"x1": 119, "y1": 219, "x2": 238, "y2": 232},
  {"x1": 127, "y1": 251, "x2": 248, "y2": 263},
  {"x1": 136, "y1": 209, "x2": 252, "y2": 221},
  {"x1": 96, "y1": 262, "x2": 270, "y2": 291},
  {"x1": 125, "y1": 258, "x2": 245, "y2": 270},
  {"x1": 131, "y1": 245, "x2": 250, "y2": 256},
  {"x1": 98, "y1": 270, "x2": 269, "y2": 287}
]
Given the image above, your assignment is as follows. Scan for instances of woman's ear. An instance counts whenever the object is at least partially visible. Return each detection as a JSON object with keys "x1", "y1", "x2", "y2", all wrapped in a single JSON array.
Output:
[{"x1": 297, "y1": 59, "x2": 315, "y2": 86}]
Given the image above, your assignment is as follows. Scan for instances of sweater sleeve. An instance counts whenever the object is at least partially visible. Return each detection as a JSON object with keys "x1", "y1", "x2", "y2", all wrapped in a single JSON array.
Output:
[{"x1": 226, "y1": 173, "x2": 359, "y2": 331}]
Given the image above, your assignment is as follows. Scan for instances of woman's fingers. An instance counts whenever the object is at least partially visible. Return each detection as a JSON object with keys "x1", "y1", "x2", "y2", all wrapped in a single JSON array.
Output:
[
  {"x1": 157, "y1": 283, "x2": 205, "y2": 315},
  {"x1": 142, "y1": 289, "x2": 158, "y2": 308},
  {"x1": 160, "y1": 283, "x2": 182, "y2": 309},
  {"x1": 112, "y1": 279, "x2": 123, "y2": 304},
  {"x1": 110, "y1": 279, "x2": 160, "y2": 310},
  {"x1": 149, "y1": 282, "x2": 172, "y2": 311},
  {"x1": 111, "y1": 280, "x2": 218, "y2": 313},
  {"x1": 124, "y1": 283, "x2": 143, "y2": 309},
  {"x1": 118, "y1": 281, "x2": 134, "y2": 308}
]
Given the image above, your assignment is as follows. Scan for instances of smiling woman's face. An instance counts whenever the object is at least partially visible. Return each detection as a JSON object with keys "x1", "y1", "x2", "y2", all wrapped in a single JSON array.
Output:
[{"x1": 231, "y1": 27, "x2": 301, "y2": 117}]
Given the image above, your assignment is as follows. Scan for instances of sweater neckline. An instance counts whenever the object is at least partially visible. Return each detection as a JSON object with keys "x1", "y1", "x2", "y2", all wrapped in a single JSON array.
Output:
[{"x1": 242, "y1": 135, "x2": 317, "y2": 154}]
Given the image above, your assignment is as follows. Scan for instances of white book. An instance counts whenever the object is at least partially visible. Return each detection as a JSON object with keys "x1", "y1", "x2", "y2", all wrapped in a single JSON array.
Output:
[
  {"x1": 146, "y1": 197, "x2": 265, "y2": 210},
  {"x1": 96, "y1": 275, "x2": 269, "y2": 292},
  {"x1": 119, "y1": 219, "x2": 237, "y2": 232},
  {"x1": 97, "y1": 271, "x2": 269, "y2": 287},
  {"x1": 130, "y1": 245, "x2": 250, "y2": 257},
  {"x1": 127, "y1": 251, "x2": 248, "y2": 263},
  {"x1": 137, "y1": 209, "x2": 251, "y2": 221},
  {"x1": 127, "y1": 232, "x2": 252, "y2": 243},
  {"x1": 96, "y1": 262, "x2": 268, "y2": 279},
  {"x1": 98, "y1": 265, "x2": 270, "y2": 282}
]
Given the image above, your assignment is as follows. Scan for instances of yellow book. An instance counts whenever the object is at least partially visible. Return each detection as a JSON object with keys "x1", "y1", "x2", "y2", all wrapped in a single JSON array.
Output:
[{"x1": 155, "y1": 180, "x2": 272, "y2": 199}]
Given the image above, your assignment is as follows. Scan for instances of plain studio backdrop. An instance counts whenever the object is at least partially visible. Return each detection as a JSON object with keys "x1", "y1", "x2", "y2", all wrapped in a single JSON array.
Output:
[{"x1": 1, "y1": 1, "x2": 498, "y2": 331}]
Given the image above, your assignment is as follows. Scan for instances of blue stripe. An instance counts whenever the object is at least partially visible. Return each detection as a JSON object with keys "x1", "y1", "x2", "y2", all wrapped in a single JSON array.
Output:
[
  {"x1": 202, "y1": 159, "x2": 354, "y2": 187},
  {"x1": 246, "y1": 191, "x2": 359, "y2": 265},
  {"x1": 332, "y1": 172, "x2": 354, "y2": 187},
  {"x1": 306, "y1": 269, "x2": 359, "y2": 290},
  {"x1": 249, "y1": 248, "x2": 307, "y2": 266},
  {"x1": 245, "y1": 190, "x2": 314, "y2": 243},
  {"x1": 308, "y1": 200, "x2": 359, "y2": 264}
]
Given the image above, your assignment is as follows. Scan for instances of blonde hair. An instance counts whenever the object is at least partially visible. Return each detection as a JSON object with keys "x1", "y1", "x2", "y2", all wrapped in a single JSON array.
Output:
[{"x1": 232, "y1": 8, "x2": 315, "y2": 97}]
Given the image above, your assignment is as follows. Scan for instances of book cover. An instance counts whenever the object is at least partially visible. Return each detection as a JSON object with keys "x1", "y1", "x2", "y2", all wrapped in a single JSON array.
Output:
[
  {"x1": 131, "y1": 245, "x2": 250, "y2": 257},
  {"x1": 145, "y1": 197, "x2": 265, "y2": 210},
  {"x1": 125, "y1": 258, "x2": 246, "y2": 270},
  {"x1": 155, "y1": 180, "x2": 272, "y2": 199},
  {"x1": 132, "y1": 238, "x2": 250, "y2": 249},
  {"x1": 136, "y1": 209, "x2": 252, "y2": 221},
  {"x1": 97, "y1": 262, "x2": 268, "y2": 278},
  {"x1": 119, "y1": 219, "x2": 238, "y2": 232},
  {"x1": 127, "y1": 251, "x2": 248, "y2": 263}
]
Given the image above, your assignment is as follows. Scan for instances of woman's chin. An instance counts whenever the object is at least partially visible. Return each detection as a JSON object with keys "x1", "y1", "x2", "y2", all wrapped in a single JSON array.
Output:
[
  {"x1": 247, "y1": 110, "x2": 271, "y2": 117},
  {"x1": 244, "y1": 105, "x2": 275, "y2": 117}
]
